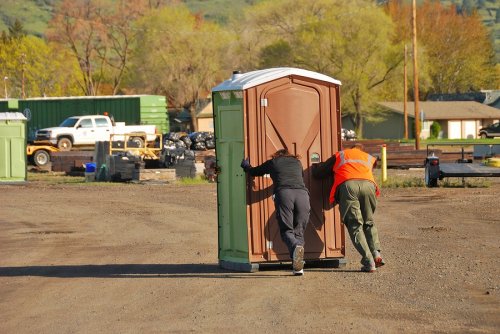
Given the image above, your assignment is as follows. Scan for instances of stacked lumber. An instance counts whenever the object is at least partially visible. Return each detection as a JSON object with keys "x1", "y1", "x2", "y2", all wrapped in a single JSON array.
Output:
[
  {"x1": 106, "y1": 154, "x2": 143, "y2": 181},
  {"x1": 194, "y1": 149, "x2": 216, "y2": 163},
  {"x1": 133, "y1": 168, "x2": 176, "y2": 181},
  {"x1": 51, "y1": 151, "x2": 94, "y2": 175},
  {"x1": 343, "y1": 140, "x2": 475, "y2": 168}
]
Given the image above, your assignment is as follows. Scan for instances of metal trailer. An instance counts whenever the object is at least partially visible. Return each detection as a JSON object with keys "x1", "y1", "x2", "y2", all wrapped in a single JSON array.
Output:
[{"x1": 424, "y1": 143, "x2": 500, "y2": 187}]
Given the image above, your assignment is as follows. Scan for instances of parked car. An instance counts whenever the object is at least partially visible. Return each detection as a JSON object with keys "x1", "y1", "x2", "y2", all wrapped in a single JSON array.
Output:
[{"x1": 478, "y1": 122, "x2": 500, "y2": 139}]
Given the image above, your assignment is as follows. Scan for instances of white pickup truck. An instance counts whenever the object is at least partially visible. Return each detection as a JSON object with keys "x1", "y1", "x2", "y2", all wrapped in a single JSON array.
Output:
[{"x1": 34, "y1": 115, "x2": 157, "y2": 151}]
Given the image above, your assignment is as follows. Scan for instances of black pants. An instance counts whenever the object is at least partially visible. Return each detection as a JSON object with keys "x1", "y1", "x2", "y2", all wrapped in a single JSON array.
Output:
[{"x1": 274, "y1": 188, "x2": 311, "y2": 258}]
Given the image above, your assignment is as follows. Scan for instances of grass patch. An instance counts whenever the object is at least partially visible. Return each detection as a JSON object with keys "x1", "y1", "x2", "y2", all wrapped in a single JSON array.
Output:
[
  {"x1": 27, "y1": 172, "x2": 123, "y2": 186},
  {"x1": 399, "y1": 138, "x2": 500, "y2": 145},
  {"x1": 27, "y1": 172, "x2": 213, "y2": 186},
  {"x1": 440, "y1": 177, "x2": 491, "y2": 188},
  {"x1": 28, "y1": 172, "x2": 85, "y2": 184},
  {"x1": 176, "y1": 176, "x2": 210, "y2": 185},
  {"x1": 380, "y1": 177, "x2": 425, "y2": 188},
  {"x1": 379, "y1": 175, "x2": 491, "y2": 188}
]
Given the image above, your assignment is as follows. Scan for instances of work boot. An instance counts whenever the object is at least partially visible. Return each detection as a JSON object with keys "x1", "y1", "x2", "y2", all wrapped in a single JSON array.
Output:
[{"x1": 292, "y1": 245, "x2": 305, "y2": 273}]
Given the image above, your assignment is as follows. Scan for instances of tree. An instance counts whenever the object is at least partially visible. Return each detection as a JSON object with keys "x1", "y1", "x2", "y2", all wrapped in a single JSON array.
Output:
[
  {"x1": 0, "y1": 35, "x2": 81, "y2": 98},
  {"x1": 8, "y1": 19, "x2": 26, "y2": 40},
  {"x1": 232, "y1": 0, "x2": 332, "y2": 71},
  {"x1": 259, "y1": 39, "x2": 294, "y2": 68},
  {"x1": 461, "y1": 0, "x2": 476, "y2": 15},
  {"x1": 236, "y1": 0, "x2": 402, "y2": 137},
  {"x1": 47, "y1": 0, "x2": 110, "y2": 95},
  {"x1": 47, "y1": 0, "x2": 164, "y2": 95},
  {"x1": 131, "y1": 5, "x2": 230, "y2": 132},
  {"x1": 386, "y1": 1, "x2": 498, "y2": 95},
  {"x1": 99, "y1": 0, "x2": 153, "y2": 95},
  {"x1": 419, "y1": 1, "x2": 497, "y2": 93},
  {"x1": 298, "y1": 1, "x2": 402, "y2": 137},
  {"x1": 430, "y1": 121, "x2": 441, "y2": 139}
]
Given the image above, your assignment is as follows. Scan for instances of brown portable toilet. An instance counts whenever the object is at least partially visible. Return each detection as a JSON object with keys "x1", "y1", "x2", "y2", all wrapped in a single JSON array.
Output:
[{"x1": 212, "y1": 67, "x2": 345, "y2": 272}]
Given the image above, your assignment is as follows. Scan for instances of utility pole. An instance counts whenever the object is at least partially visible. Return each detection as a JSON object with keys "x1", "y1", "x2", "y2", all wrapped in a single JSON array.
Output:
[
  {"x1": 21, "y1": 53, "x2": 26, "y2": 99},
  {"x1": 404, "y1": 44, "x2": 408, "y2": 140},
  {"x1": 3, "y1": 76, "x2": 7, "y2": 98},
  {"x1": 412, "y1": 0, "x2": 421, "y2": 150}
]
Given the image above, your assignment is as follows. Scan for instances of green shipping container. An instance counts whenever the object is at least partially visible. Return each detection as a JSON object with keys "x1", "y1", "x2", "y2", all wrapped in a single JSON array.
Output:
[
  {"x1": 0, "y1": 112, "x2": 27, "y2": 182},
  {"x1": 18, "y1": 95, "x2": 168, "y2": 141}
]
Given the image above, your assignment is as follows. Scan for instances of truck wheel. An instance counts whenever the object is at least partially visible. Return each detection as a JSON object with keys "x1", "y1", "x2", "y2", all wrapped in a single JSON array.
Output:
[
  {"x1": 425, "y1": 165, "x2": 438, "y2": 187},
  {"x1": 33, "y1": 150, "x2": 50, "y2": 167},
  {"x1": 57, "y1": 137, "x2": 72, "y2": 151},
  {"x1": 480, "y1": 133, "x2": 488, "y2": 139},
  {"x1": 128, "y1": 136, "x2": 145, "y2": 148}
]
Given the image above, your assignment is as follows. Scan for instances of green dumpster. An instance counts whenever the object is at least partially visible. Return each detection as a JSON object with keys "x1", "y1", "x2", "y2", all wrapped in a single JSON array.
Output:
[{"x1": 0, "y1": 112, "x2": 27, "y2": 182}]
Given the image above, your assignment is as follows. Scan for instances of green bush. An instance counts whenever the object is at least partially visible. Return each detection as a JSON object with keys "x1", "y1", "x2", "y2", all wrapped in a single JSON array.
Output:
[{"x1": 430, "y1": 121, "x2": 441, "y2": 139}]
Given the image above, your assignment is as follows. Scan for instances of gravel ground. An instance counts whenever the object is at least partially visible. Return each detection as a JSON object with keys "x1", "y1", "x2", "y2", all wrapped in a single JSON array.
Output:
[{"x1": 0, "y1": 170, "x2": 499, "y2": 333}]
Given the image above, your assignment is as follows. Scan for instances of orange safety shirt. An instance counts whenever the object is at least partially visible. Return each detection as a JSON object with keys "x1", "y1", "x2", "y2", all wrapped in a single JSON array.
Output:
[{"x1": 329, "y1": 148, "x2": 380, "y2": 204}]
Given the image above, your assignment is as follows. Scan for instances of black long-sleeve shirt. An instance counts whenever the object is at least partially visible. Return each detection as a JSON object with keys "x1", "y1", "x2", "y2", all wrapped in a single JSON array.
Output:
[
  {"x1": 245, "y1": 156, "x2": 307, "y2": 193},
  {"x1": 312, "y1": 155, "x2": 336, "y2": 179}
]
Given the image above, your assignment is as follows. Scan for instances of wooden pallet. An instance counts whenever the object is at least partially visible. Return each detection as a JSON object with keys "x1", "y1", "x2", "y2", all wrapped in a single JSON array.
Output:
[{"x1": 51, "y1": 151, "x2": 94, "y2": 174}]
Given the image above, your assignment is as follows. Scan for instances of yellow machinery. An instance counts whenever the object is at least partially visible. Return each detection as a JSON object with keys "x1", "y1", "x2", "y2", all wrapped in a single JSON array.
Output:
[
  {"x1": 109, "y1": 133, "x2": 163, "y2": 162},
  {"x1": 485, "y1": 157, "x2": 500, "y2": 167}
]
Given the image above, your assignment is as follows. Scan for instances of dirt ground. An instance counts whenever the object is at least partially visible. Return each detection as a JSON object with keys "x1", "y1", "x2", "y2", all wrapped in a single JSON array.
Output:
[{"x1": 0, "y1": 170, "x2": 499, "y2": 334}]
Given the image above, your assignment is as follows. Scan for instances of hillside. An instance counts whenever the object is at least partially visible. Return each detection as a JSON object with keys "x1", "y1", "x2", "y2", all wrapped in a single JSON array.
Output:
[
  {"x1": 0, "y1": 0, "x2": 57, "y2": 37},
  {"x1": 1, "y1": 0, "x2": 498, "y2": 61}
]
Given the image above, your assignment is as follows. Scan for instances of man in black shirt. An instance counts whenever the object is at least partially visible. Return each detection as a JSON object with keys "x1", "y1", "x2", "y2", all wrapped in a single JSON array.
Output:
[{"x1": 241, "y1": 149, "x2": 310, "y2": 275}]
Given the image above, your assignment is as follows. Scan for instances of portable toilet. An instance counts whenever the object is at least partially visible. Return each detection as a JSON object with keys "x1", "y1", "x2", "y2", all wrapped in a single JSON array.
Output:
[
  {"x1": 212, "y1": 67, "x2": 345, "y2": 272},
  {"x1": 0, "y1": 112, "x2": 27, "y2": 182}
]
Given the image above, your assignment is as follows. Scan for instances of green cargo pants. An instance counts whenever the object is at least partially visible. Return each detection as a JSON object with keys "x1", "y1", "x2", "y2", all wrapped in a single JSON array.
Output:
[{"x1": 336, "y1": 180, "x2": 381, "y2": 266}]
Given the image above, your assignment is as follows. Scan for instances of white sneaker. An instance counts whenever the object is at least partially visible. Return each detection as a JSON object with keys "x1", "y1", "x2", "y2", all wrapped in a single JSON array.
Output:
[
  {"x1": 292, "y1": 245, "x2": 305, "y2": 272},
  {"x1": 360, "y1": 262, "x2": 376, "y2": 273},
  {"x1": 293, "y1": 269, "x2": 304, "y2": 276}
]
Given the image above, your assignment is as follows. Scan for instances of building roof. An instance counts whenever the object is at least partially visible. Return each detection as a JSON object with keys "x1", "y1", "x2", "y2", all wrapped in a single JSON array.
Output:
[
  {"x1": 212, "y1": 67, "x2": 341, "y2": 92},
  {"x1": 378, "y1": 101, "x2": 500, "y2": 120}
]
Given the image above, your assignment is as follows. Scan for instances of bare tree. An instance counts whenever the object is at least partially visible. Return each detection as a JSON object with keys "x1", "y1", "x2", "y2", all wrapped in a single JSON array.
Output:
[{"x1": 47, "y1": 0, "x2": 160, "y2": 95}]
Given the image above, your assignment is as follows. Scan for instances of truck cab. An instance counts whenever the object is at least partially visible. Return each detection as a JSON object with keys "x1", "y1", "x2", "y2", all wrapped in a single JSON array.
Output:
[{"x1": 35, "y1": 115, "x2": 113, "y2": 150}]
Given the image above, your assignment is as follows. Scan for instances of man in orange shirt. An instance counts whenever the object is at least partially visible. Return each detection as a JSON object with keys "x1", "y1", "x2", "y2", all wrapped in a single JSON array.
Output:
[{"x1": 313, "y1": 143, "x2": 385, "y2": 272}]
